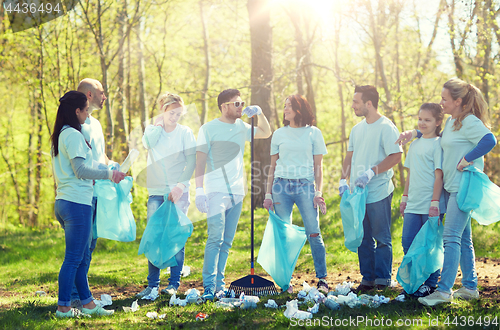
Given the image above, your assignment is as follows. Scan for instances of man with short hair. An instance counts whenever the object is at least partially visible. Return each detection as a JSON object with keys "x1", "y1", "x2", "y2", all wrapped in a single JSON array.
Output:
[
  {"x1": 195, "y1": 89, "x2": 271, "y2": 301},
  {"x1": 70, "y1": 78, "x2": 114, "y2": 308},
  {"x1": 339, "y1": 85, "x2": 402, "y2": 293}
]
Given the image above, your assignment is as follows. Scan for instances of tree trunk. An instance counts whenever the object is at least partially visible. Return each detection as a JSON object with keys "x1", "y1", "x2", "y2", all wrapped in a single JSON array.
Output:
[
  {"x1": 334, "y1": 18, "x2": 346, "y2": 160},
  {"x1": 136, "y1": 20, "x2": 148, "y2": 132},
  {"x1": 248, "y1": 0, "x2": 275, "y2": 208},
  {"x1": 199, "y1": 0, "x2": 210, "y2": 126}
]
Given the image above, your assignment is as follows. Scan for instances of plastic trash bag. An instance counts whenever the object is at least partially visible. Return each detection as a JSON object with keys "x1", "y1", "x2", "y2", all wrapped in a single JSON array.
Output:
[
  {"x1": 138, "y1": 199, "x2": 193, "y2": 269},
  {"x1": 396, "y1": 216, "x2": 443, "y2": 294},
  {"x1": 257, "y1": 210, "x2": 307, "y2": 291},
  {"x1": 95, "y1": 176, "x2": 136, "y2": 242},
  {"x1": 457, "y1": 166, "x2": 500, "y2": 225},
  {"x1": 339, "y1": 187, "x2": 368, "y2": 252}
]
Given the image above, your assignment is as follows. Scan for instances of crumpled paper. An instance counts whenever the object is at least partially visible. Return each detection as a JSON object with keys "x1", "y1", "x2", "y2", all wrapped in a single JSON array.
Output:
[
  {"x1": 185, "y1": 288, "x2": 201, "y2": 304},
  {"x1": 169, "y1": 293, "x2": 188, "y2": 306},
  {"x1": 358, "y1": 294, "x2": 390, "y2": 308},
  {"x1": 335, "y1": 292, "x2": 359, "y2": 308},
  {"x1": 94, "y1": 294, "x2": 113, "y2": 307},
  {"x1": 395, "y1": 294, "x2": 405, "y2": 302},
  {"x1": 141, "y1": 287, "x2": 159, "y2": 301},
  {"x1": 239, "y1": 292, "x2": 260, "y2": 304},
  {"x1": 146, "y1": 311, "x2": 166, "y2": 319},
  {"x1": 264, "y1": 299, "x2": 278, "y2": 308},
  {"x1": 308, "y1": 303, "x2": 319, "y2": 314},
  {"x1": 331, "y1": 281, "x2": 355, "y2": 296},
  {"x1": 284, "y1": 299, "x2": 312, "y2": 319},
  {"x1": 123, "y1": 300, "x2": 139, "y2": 312}
]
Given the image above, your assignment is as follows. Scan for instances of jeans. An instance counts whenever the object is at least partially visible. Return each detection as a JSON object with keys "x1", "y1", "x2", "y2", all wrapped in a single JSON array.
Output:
[
  {"x1": 55, "y1": 199, "x2": 93, "y2": 307},
  {"x1": 272, "y1": 178, "x2": 327, "y2": 279},
  {"x1": 202, "y1": 193, "x2": 243, "y2": 292},
  {"x1": 358, "y1": 193, "x2": 393, "y2": 286},
  {"x1": 402, "y1": 213, "x2": 443, "y2": 288},
  {"x1": 437, "y1": 192, "x2": 477, "y2": 294},
  {"x1": 71, "y1": 196, "x2": 97, "y2": 302},
  {"x1": 146, "y1": 193, "x2": 190, "y2": 289}
]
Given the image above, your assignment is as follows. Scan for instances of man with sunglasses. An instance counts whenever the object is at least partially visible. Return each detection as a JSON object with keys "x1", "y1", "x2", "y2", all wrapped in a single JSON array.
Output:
[{"x1": 195, "y1": 89, "x2": 271, "y2": 301}]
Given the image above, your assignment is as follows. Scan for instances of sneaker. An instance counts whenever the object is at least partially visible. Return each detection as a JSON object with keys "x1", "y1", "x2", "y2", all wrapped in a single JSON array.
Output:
[
  {"x1": 317, "y1": 279, "x2": 329, "y2": 293},
  {"x1": 201, "y1": 288, "x2": 214, "y2": 302},
  {"x1": 453, "y1": 287, "x2": 479, "y2": 300},
  {"x1": 55, "y1": 308, "x2": 84, "y2": 318},
  {"x1": 418, "y1": 290, "x2": 452, "y2": 306},
  {"x1": 411, "y1": 285, "x2": 434, "y2": 298},
  {"x1": 161, "y1": 285, "x2": 178, "y2": 295},
  {"x1": 136, "y1": 286, "x2": 156, "y2": 298},
  {"x1": 353, "y1": 284, "x2": 375, "y2": 294},
  {"x1": 70, "y1": 299, "x2": 83, "y2": 311},
  {"x1": 82, "y1": 305, "x2": 114, "y2": 316}
]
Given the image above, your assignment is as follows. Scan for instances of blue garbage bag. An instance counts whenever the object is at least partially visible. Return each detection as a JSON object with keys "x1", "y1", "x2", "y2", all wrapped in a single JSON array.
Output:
[
  {"x1": 339, "y1": 187, "x2": 368, "y2": 253},
  {"x1": 396, "y1": 216, "x2": 443, "y2": 294},
  {"x1": 257, "y1": 210, "x2": 307, "y2": 291},
  {"x1": 95, "y1": 176, "x2": 136, "y2": 242},
  {"x1": 138, "y1": 199, "x2": 193, "y2": 269},
  {"x1": 457, "y1": 166, "x2": 500, "y2": 225}
]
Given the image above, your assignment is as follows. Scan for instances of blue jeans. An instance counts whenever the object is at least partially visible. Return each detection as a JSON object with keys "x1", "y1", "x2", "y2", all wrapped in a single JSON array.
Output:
[
  {"x1": 437, "y1": 192, "x2": 477, "y2": 294},
  {"x1": 71, "y1": 196, "x2": 97, "y2": 302},
  {"x1": 402, "y1": 213, "x2": 443, "y2": 288},
  {"x1": 272, "y1": 178, "x2": 327, "y2": 279},
  {"x1": 55, "y1": 199, "x2": 94, "y2": 307},
  {"x1": 202, "y1": 193, "x2": 243, "y2": 292},
  {"x1": 146, "y1": 194, "x2": 190, "y2": 289},
  {"x1": 358, "y1": 193, "x2": 393, "y2": 286}
]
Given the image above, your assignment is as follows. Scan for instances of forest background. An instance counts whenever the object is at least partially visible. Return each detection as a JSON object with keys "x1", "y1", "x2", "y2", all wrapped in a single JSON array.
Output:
[{"x1": 1, "y1": 0, "x2": 500, "y2": 228}]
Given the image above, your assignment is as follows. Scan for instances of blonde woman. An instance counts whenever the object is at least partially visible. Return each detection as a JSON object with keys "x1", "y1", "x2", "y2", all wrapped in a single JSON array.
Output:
[
  {"x1": 397, "y1": 78, "x2": 497, "y2": 306},
  {"x1": 137, "y1": 92, "x2": 196, "y2": 297}
]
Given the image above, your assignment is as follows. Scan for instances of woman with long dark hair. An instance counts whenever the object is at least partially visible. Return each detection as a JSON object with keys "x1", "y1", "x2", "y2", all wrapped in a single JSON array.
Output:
[
  {"x1": 263, "y1": 94, "x2": 328, "y2": 293},
  {"x1": 51, "y1": 91, "x2": 125, "y2": 317}
]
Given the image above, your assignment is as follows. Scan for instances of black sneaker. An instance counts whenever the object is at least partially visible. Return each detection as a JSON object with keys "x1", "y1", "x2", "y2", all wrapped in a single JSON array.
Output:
[
  {"x1": 317, "y1": 279, "x2": 329, "y2": 293},
  {"x1": 411, "y1": 284, "x2": 434, "y2": 298},
  {"x1": 352, "y1": 284, "x2": 375, "y2": 294}
]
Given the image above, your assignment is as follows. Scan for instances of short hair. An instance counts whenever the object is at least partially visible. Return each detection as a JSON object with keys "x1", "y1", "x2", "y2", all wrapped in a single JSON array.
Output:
[
  {"x1": 283, "y1": 94, "x2": 316, "y2": 127},
  {"x1": 354, "y1": 85, "x2": 379, "y2": 109},
  {"x1": 217, "y1": 89, "x2": 240, "y2": 111}
]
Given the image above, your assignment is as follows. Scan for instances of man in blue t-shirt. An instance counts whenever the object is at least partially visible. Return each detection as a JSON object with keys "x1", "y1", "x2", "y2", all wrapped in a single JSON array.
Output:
[
  {"x1": 195, "y1": 89, "x2": 271, "y2": 301},
  {"x1": 339, "y1": 85, "x2": 402, "y2": 293}
]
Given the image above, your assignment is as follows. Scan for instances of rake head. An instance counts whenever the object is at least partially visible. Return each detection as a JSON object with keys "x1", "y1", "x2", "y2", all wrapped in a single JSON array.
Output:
[{"x1": 229, "y1": 274, "x2": 279, "y2": 297}]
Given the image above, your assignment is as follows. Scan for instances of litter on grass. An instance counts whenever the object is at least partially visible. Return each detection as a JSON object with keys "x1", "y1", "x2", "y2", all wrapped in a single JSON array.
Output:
[
  {"x1": 264, "y1": 299, "x2": 278, "y2": 308},
  {"x1": 146, "y1": 312, "x2": 166, "y2": 319},
  {"x1": 169, "y1": 293, "x2": 188, "y2": 306},
  {"x1": 185, "y1": 288, "x2": 201, "y2": 304},
  {"x1": 283, "y1": 300, "x2": 312, "y2": 320},
  {"x1": 123, "y1": 300, "x2": 139, "y2": 312},
  {"x1": 35, "y1": 291, "x2": 46, "y2": 297},
  {"x1": 94, "y1": 294, "x2": 112, "y2": 307}
]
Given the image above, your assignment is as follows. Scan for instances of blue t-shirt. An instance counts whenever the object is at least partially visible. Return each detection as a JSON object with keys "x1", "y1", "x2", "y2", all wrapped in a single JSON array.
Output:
[
  {"x1": 441, "y1": 115, "x2": 491, "y2": 193},
  {"x1": 142, "y1": 124, "x2": 196, "y2": 196},
  {"x1": 404, "y1": 137, "x2": 446, "y2": 214},
  {"x1": 348, "y1": 116, "x2": 403, "y2": 204},
  {"x1": 270, "y1": 125, "x2": 327, "y2": 181},
  {"x1": 52, "y1": 126, "x2": 94, "y2": 205},
  {"x1": 196, "y1": 118, "x2": 252, "y2": 195}
]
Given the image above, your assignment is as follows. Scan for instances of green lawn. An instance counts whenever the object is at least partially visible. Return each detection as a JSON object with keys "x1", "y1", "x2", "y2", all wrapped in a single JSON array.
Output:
[{"x1": 1, "y1": 186, "x2": 500, "y2": 329}]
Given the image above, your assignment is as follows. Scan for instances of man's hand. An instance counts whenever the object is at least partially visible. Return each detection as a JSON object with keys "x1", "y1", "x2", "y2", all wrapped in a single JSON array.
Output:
[{"x1": 354, "y1": 169, "x2": 375, "y2": 188}]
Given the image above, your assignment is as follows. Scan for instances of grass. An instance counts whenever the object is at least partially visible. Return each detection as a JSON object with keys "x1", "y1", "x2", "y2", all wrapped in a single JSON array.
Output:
[{"x1": 1, "y1": 186, "x2": 500, "y2": 329}]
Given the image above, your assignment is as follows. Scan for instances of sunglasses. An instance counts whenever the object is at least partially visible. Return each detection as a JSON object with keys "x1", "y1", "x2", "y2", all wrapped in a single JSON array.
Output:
[{"x1": 223, "y1": 101, "x2": 245, "y2": 108}]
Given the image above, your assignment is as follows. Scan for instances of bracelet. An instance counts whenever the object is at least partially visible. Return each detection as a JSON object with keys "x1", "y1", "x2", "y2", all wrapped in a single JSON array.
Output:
[
  {"x1": 314, "y1": 191, "x2": 322, "y2": 197},
  {"x1": 401, "y1": 195, "x2": 408, "y2": 203},
  {"x1": 265, "y1": 193, "x2": 272, "y2": 200}
]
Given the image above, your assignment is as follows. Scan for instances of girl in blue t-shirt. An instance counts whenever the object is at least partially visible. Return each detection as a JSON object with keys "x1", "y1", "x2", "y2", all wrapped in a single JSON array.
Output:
[
  {"x1": 263, "y1": 95, "x2": 328, "y2": 293},
  {"x1": 397, "y1": 79, "x2": 497, "y2": 306},
  {"x1": 51, "y1": 91, "x2": 125, "y2": 318},
  {"x1": 137, "y1": 92, "x2": 196, "y2": 298},
  {"x1": 399, "y1": 103, "x2": 445, "y2": 298}
]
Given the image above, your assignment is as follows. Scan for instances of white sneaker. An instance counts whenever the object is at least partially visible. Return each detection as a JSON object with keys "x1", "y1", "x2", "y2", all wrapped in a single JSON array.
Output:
[
  {"x1": 418, "y1": 290, "x2": 452, "y2": 306},
  {"x1": 453, "y1": 287, "x2": 479, "y2": 300}
]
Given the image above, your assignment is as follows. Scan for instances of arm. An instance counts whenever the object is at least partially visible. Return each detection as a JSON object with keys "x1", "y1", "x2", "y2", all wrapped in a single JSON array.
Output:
[
  {"x1": 254, "y1": 112, "x2": 272, "y2": 139},
  {"x1": 313, "y1": 154, "x2": 326, "y2": 214},
  {"x1": 372, "y1": 152, "x2": 402, "y2": 175},
  {"x1": 400, "y1": 169, "x2": 409, "y2": 217},
  {"x1": 341, "y1": 151, "x2": 353, "y2": 181},
  {"x1": 195, "y1": 151, "x2": 207, "y2": 188},
  {"x1": 429, "y1": 169, "x2": 443, "y2": 217},
  {"x1": 168, "y1": 153, "x2": 196, "y2": 203},
  {"x1": 263, "y1": 154, "x2": 279, "y2": 211},
  {"x1": 459, "y1": 133, "x2": 497, "y2": 169},
  {"x1": 70, "y1": 157, "x2": 112, "y2": 180}
]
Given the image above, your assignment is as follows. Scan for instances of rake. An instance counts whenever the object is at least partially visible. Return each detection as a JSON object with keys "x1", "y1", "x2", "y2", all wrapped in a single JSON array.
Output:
[{"x1": 229, "y1": 114, "x2": 278, "y2": 297}]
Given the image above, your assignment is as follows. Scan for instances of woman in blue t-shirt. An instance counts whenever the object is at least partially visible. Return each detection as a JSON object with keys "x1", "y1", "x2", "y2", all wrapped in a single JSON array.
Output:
[
  {"x1": 397, "y1": 79, "x2": 497, "y2": 306},
  {"x1": 51, "y1": 91, "x2": 125, "y2": 318},
  {"x1": 263, "y1": 95, "x2": 328, "y2": 293}
]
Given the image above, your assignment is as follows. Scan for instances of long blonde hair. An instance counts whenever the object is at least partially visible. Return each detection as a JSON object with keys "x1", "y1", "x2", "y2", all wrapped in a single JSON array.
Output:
[
  {"x1": 443, "y1": 78, "x2": 490, "y2": 130},
  {"x1": 157, "y1": 92, "x2": 184, "y2": 114}
]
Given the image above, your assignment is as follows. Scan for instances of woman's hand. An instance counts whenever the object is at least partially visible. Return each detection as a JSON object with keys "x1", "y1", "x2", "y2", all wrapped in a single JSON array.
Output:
[
  {"x1": 428, "y1": 201, "x2": 440, "y2": 217},
  {"x1": 263, "y1": 193, "x2": 273, "y2": 211},
  {"x1": 168, "y1": 183, "x2": 185, "y2": 203},
  {"x1": 313, "y1": 196, "x2": 327, "y2": 215},
  {"x1": 399, "y1": 195, "x2": 408, "y2": 217}
]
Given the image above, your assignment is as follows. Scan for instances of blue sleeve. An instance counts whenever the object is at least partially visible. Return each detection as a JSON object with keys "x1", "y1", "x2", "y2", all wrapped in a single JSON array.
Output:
[
  {"x1": 464, "y1": 133, "x2": 497, "y2": 162},
  {"x1": 416, "y1": 130, "x2": 422, "y2": 138}
]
